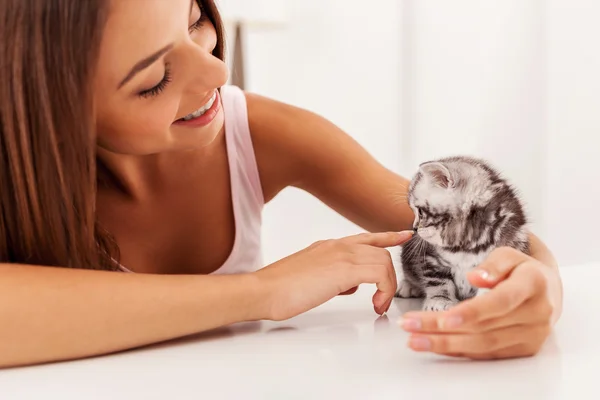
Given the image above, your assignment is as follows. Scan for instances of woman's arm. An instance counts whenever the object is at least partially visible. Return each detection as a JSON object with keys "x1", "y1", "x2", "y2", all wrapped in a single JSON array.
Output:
[
  {"x1": 0, "y1": 230, "x2": 408, "y2": 368},
  {"x1": 247, "y1": 92, "x2": 563, "y2": 323},
  {"x1": 246, "y1": 93, "x2": 414, "y2": 232},
  {"x1": 0, "y1": 263, "x2": 263, "y2": 368}
]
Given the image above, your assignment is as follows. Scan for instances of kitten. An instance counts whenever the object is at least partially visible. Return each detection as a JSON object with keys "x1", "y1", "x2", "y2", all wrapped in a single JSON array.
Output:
[{"x1": 395, "y1": 156, "x2": 530, "y2": 311}]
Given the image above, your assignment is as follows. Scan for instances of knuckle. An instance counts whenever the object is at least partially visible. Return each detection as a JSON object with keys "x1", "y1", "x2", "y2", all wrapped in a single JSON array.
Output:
[
  {"x1": 337, "y1": 251, "x2": 354, "y2": 265},
  {"x1": 498, "y1": 291, "x2": 518, "y2": 308},
  {"x1": 325, "y1": 239, "x2": 338, "y2": 247},
  {"x1": 377, "y1": 249, "x2": 394, "y2": 267},
  {"x1": 314, "y1": 239, "x2": 336, "y2": 249},
  {"x1": 326, "y1": 240, "x2": 346, "y2": 253},
  {"x1": 379, "y1": 247, "x2": 393, "y2": 260},
  {"x1": 460, "y1": 304, "x2": 482, "y2": 325},
  {"x1": 383, "y1": 231, "x2": 397, "y2": 241},
  {"x1": 535, "y1": 298, "x2": 554, "y2": 321},
  {"x1": 372, "y1": 264, "x2": 388, "y2": 280},
  {"x1": 482, "y1": 333, "x2": 500, "y2": 350},
  {"x1": 311, "y1": 240, "x2": 325, "y2": 248},
  {"x1": 353, "y1": 232, "x2": 370, "y2": 243},
  {"x1": 529, "y1": 267, "x2": 549, "y2": 293},
  {"x1": 336, "y1": 240, "x2": 352, "y2": 251},
  {"x1": 432, "y1": 336, "x2": 450, "y2": 353}
]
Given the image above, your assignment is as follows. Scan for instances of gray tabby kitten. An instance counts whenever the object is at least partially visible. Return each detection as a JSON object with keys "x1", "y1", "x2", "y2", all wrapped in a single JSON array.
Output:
[{"x1": 395, "y1": 156, "x2": 530, "y2": 311}]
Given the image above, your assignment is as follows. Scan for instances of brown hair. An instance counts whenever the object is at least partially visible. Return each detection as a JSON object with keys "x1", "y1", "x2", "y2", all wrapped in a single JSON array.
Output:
[{"x1": 0, "y1": 0, "x2": 226, "y2": 270}]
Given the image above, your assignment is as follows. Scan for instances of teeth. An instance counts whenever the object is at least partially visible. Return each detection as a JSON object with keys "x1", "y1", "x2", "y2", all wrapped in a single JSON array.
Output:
[{"x1": 182, "y1": 92, "x2": 217, "y2": 121}]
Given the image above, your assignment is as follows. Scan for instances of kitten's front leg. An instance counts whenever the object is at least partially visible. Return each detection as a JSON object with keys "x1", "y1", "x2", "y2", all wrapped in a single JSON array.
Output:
[
  {"x1": 422, "y1": 281, "x2": 459, "y2": 312},
  {"x1": 395, "y1": 278, "x2": 424, "y2": 298}
]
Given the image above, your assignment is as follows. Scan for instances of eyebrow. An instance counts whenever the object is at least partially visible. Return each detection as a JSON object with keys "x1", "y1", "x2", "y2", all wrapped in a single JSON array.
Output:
[{"x1": 117, "y1": 43, "x2": 174, "y2": 89}]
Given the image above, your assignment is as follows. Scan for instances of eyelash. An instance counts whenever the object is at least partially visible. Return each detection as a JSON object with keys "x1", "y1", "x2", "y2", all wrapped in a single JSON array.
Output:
[
  {"x1": 138, "y1": 64, "x2": 172, "y2": 98},
  {"x1": 189, "y1": 15, "x2": 205, "y2": 32},
  {"x1": 137, "y1": 9, "x2": 206, "y2": 99}
]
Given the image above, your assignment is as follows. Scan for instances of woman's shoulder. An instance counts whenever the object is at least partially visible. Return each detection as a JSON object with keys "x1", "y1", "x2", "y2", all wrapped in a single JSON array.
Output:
[
  {"x1": 243, "y1": 91, "x2": 343, "y2": 201},
  {"x1": 242, "y1": 92, "x2": 305, "y2": 201}
]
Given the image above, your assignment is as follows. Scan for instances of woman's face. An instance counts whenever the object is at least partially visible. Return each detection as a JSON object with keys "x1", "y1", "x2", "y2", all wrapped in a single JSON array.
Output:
[{"x1": 94, "y1": 0, "x2": 228, "y2": 155}]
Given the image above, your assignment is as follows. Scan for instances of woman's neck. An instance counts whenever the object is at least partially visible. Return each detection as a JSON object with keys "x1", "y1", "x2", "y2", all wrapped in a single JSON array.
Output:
[{"x1": 95, "y1": 136, "x2": 223, "y2": 202}]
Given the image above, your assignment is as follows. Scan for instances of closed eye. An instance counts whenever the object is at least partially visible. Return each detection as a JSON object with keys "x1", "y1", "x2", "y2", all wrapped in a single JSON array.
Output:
[
  {"x1": 189, "y1": 16, "x2": 204, "y2": 32},
  {"x1": 189, "y1": 3, "x2": 207, "y2": 33}
]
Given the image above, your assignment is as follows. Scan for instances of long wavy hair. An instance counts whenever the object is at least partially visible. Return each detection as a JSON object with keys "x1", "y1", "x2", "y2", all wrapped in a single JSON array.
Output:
[{"x1": 0, "y1": 0, "x2": 226, "y2": 270}]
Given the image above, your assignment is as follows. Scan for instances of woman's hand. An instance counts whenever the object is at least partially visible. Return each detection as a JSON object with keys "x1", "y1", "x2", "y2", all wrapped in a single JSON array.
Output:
[
  {"x1": 399, "y1": 247, "x2": 556, "y2": 360},
  {"x1": 254, "y1": 231, "x2": 413, "y2": 321}
]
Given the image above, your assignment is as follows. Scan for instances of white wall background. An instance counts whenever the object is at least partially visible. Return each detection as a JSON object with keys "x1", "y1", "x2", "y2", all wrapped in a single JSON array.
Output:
[
  {"x1": 229, "y1": 0, "x2": 404, "y2": 264},
  {"x1": 223, "y1": 0, "x2": 600, "y2": 267},
  {"x1": 546, "y1": 0, "x2": 600, "y2": 266}
]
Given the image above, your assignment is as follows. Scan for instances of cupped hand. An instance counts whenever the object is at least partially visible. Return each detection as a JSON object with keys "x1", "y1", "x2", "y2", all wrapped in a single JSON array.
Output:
[
  {"x1": 254, "y1": 231, "x2": 413, "y2": 321},
  {"x1": 399, "y1": 247, "x2": 555, "y2": 360}
]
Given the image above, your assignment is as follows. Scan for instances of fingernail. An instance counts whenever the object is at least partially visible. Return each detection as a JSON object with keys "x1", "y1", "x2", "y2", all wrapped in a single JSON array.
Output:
[
  {"x1": 399, "y1": 317, "x2": 421, "y2": 331},
  {"x1": 409, "y1": 336, "x2": 431, "y2": 351},
  {"x1": 385, "y1": 300, "x2": 392, "y2": 313},
  {"x1": 398, "y1": 231, "x2": 414, "y2": 240},
  {"x1": 439, "y1": 315, "x2": 463, "y2": 329},
  {"x1": 477, "y1": 270, "x2": 496, "y2": 282}
]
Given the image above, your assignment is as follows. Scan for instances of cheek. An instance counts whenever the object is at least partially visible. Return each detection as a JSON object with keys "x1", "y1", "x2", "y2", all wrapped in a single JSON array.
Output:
[
  {"x1": 198, "y1": 22, "x2": 218, "y2": 54},
  {"x1": 417, "y1": 227, "x2": 443, "y2": 245},
  {"x1": 96, "y1": 97, "x2": 180, "y2": 154}
]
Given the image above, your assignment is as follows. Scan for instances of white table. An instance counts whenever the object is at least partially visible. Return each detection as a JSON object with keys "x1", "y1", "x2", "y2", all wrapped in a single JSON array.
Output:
[{"x1": 1, "y1": 263, "x2": 597, "y2": 400}]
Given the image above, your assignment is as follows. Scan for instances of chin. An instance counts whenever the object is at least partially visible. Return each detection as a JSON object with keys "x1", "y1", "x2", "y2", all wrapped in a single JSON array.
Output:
[
  {"x1": 171, "y1": 111, "x2": 225, "y2": 149},
  {"x1": 417, "y1": 230, "x2": 444, "y2": 247}
]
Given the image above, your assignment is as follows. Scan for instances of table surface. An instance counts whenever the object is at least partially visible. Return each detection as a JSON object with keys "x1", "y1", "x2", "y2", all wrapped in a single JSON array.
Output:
[{"x1": 1, "y1": 263, "x2": 597, "y2": 400}]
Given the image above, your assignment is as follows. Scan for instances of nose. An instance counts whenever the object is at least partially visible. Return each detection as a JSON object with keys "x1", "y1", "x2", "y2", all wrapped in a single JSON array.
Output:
[{"x1": 182, "y1": 44, "x2": 229, "y2": 95}]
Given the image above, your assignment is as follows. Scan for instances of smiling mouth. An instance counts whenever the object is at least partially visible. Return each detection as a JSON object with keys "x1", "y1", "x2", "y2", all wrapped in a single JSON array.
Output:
[{"x1": 177, "y1": 91, "x2": 217, "y2": 121}]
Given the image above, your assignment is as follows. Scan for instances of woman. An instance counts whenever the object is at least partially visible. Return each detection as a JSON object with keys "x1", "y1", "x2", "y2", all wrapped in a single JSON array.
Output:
[{"x1": 0, "y1": 0, "x2": 562, "y2": 367}]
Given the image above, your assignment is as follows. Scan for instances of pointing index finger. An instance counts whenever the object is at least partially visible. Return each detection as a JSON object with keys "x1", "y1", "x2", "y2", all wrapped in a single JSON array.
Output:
[{"x1": 346, "y1": 231, "x2": 414, "y2": 248}]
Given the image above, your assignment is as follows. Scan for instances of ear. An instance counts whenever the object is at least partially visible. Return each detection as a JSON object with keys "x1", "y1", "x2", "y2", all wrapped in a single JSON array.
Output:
[{"x1": 419, "y1": 161, "x2": 455, "y2": 189}]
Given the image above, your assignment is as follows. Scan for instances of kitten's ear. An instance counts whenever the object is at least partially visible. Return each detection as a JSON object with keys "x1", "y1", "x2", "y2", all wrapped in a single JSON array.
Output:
[{"x1": 419, "y1": 162, "x2": 455, "y2": 189}]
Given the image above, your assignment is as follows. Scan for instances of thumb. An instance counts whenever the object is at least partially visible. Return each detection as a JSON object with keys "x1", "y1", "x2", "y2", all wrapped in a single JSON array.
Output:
[{"x1": 468, "y1": 247, "x2": 529, "y2": 288}]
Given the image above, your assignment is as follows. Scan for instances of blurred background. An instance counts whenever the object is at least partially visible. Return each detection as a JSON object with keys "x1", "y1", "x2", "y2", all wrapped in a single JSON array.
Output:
[{"x1": 218, "y1": 0, "x2": 600, "y2": 267}]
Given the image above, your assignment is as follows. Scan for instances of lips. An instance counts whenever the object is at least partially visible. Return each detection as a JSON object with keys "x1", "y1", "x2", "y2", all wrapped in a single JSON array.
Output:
[
  {"x1": 172, "y1": 89, "x2": 221, "y2": 128},
  {"x1": 176, "y1": 90, "x2": 218, "y2": 122}
]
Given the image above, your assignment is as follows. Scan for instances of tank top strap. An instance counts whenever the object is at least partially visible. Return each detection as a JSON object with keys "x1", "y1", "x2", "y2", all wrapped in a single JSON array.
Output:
[
  {"x1": 215, "y1": 85, "x2": 264, "y2": 275},
  {"x1": 220, "y1": 85, "x2": 264, "y2": 211}
]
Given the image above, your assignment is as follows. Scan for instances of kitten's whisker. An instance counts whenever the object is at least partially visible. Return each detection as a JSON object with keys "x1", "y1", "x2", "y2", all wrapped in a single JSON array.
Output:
[
  {"x1": 419, "y1": 238, "x2": 427, "y2": 266},
  {"x1": 402, "y1": 237, "x2": 420, "y2": 261},
  {"x1": 387, "y1": 194, "x2": 408, "y2": 201},
  {"x1": 389, "y1": 182, "x2": 409, "y2": 191},
  {"x1": 389, "y1": 198, "x2": 410, "y2": 207}
]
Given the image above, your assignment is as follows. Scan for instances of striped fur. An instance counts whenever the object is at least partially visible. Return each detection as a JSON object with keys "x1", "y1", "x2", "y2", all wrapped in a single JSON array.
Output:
[{"x1": 395, "y1": 156, "x2": 530, "y2": 311}]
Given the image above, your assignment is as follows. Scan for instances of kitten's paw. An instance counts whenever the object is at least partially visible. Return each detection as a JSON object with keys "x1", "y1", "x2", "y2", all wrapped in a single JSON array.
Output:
[
  {"x1": 422, "y1": 297, "x2": 457, "y2": 312},
  {"x1": 395, "y1": 279, "x2": 422, "y2": 298}
]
